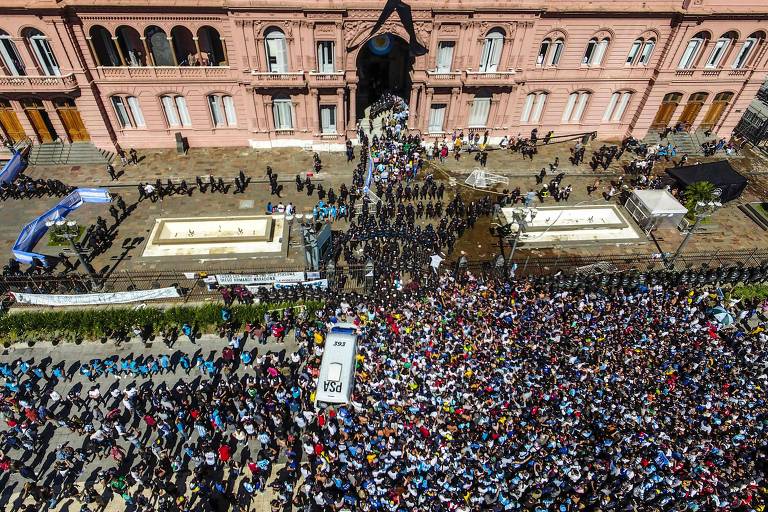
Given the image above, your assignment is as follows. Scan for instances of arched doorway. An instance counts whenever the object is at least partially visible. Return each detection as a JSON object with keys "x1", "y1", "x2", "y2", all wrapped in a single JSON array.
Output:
[
  {"x1": 355, "y1": 33, "x2": 413, "y2": 118},
  {"x1": 0, "y1": 98, "x2": 26, "y2": 142},
  {"x1": 54, "y1": 98, "x2": 89, "y2": 142},
  {"x1": 651, "y1": 92, "x2": 682, "y2": 129},
  {"x1": 22, "y1": 98, "x2": 57, "y2": 143},
  {"x1": 700, "y1": 92, "x2": 734, "y2": 132},
  {"x1": 677, "y1": 92, "x2": 708, "y2": 129}
]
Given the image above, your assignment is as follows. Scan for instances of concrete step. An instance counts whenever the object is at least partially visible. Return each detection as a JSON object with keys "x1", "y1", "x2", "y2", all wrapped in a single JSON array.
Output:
[{"x1": 29, "y1": 142, "x2": 113, "y2": 166}]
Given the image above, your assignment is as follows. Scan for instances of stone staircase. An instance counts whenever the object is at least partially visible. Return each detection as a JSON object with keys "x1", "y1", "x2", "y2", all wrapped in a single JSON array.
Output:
[
  {"x1": 643, "y1": 129, "x2": 717, "y2": 157},
  {"x1": 28, "y1": 142, "x2": 114, "y2": 166}
]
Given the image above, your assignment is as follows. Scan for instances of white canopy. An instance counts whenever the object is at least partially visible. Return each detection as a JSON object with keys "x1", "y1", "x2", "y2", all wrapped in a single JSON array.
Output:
[
  {"x1": 625, "y1": 189, "x2": 687, "y2": 232},
  {"x1": 631, "y1": 189, "x2": 687, "y2": 215}
]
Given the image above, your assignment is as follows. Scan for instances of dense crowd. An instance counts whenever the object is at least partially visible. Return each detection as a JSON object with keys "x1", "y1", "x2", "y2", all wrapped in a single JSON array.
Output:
[{"x1": 1, "y1": 274, "x2": 766, "y2": 511}]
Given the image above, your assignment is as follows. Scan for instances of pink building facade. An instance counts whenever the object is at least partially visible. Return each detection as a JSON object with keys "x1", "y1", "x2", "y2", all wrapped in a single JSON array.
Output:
[{"x1": 0, "y1": 0, "x2": 766, "y2": 151}]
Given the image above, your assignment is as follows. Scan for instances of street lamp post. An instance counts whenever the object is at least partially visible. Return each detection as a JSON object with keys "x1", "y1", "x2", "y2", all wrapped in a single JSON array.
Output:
[
  {"x1": 492, "y1": 207, "x2": 538, "y2": 276},
  {"x1": 668, "y1": 200, "x2": 721, "y2": 267},
  {"x1": 284, "y1": 212, "x2": 295, "y2": 257},
  {"x1": 47, "y1": 219, "x2": 101, "y2": 290}
]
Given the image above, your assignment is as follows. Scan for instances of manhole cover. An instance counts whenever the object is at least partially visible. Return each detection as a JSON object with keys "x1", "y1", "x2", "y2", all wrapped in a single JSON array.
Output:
[{"x1": 239, "y1": 200, "x2": 255, "y2": 209}]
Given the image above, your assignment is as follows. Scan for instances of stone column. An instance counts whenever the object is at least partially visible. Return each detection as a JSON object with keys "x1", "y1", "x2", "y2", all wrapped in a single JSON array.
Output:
[
  {"x1": 166, "y1": 36, "x2": 179, "y2": 66},
  {"x1": 86, "y1": 37, "x2": 101, "y2": 66},
  {"x1": 250, "y1": 88, "x2": 262, "y2": 131},
  {"x1": 336, "y1": 87, "x2": 345, "y2": 134},
  {"x1": 193, "y1": 36, "x2": 202, "y2": 65},
  {"x1": 264, "y1": 99, "x2": 274, "y2": 132},
  {"x1": 348, "y1": 84, "x2": 357, "y2": 132},
  {"x1": 409, "y1": 84, "x2": 419, "y2": 113},
  {"x1": 447, "y1": 87, "x2": 461, "y2": 130},
  {"x1": 112, "y1": 37, "x2": 127, "y2": 66},
  {"x1": 141, "y1": 37, "x2": 154, "y2": 66},
  {"x1": 220, "y1": 39, "x2": 229, "y2": 66},
  {"x1": 309, "y1": 90, "x2": 319, "y2": 134},
  {"x1": 423, "y1": 87, "x2": 434, "y2": 133}
]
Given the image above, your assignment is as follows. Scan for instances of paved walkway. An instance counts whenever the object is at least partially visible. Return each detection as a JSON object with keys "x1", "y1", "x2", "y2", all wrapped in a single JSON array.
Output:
[
  {"x1": 1, "y1": 142, "x2": 767, "y2": 275},
  {"x1": 0, "y1": 333, "x2": 297, "y2": 511}
]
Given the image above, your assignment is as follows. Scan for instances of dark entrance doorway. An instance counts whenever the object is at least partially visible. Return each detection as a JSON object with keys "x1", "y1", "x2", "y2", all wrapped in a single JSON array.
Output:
[{"x1": 355, "y1": 33, "x2": 412, "y2": 119}]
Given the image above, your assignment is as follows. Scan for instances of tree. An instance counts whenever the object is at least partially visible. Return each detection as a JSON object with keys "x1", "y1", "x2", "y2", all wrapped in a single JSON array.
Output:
[{"x1": 683, "y1": 181, "x2": 715, "y2": 220}]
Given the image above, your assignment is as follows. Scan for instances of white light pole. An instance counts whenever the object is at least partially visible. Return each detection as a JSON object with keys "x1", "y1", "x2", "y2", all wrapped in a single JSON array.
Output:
[{"x1": 669, "y1": 200, "x2": 721, "y2": 267}]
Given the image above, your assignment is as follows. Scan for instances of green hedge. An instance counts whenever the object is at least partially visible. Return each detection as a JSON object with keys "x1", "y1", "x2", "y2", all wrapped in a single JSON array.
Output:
[
  {"x1": 730, "y1": 284, "x2": 768, "y2": 301},
  {"x1": 0, "y1": 300, "x2": 322, "y2": 344}
]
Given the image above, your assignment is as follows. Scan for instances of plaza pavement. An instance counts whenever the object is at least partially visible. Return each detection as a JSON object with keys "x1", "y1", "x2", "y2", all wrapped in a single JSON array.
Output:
[
  {"x1": 0, "y1": 332, "x2": 297, "y2": 511},
  {"x1": 1, "y1": 141, "x2": 767, "y2": 275}
]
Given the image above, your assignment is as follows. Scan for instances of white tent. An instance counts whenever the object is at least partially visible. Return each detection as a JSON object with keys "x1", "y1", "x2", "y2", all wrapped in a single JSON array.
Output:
[{"x1": 625, "y1": 189, "x2": 688, "y2": 232}]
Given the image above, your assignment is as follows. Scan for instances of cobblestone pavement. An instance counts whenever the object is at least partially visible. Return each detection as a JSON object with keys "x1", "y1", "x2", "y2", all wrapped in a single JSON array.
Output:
[
  {"x1": 1, "y1": 141, "x2": 767, "y2": 275},
  {"x1": 0, "y1": 332, "x2": 296, "y2": 511}
]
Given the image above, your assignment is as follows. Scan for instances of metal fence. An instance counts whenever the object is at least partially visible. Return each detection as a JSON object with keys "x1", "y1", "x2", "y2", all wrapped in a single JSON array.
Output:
[{"x1": 2, "y1": 248, "x2": 768, "y2": 305}]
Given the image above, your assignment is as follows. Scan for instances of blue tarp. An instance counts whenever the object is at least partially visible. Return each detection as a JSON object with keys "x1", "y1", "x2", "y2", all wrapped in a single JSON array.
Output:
[
  {"x1": 12, "y1": 188, "x2": 112, "y2": 266},
  {"x1": 0, "y1": 150, "x2": 27, "y2": 185}
]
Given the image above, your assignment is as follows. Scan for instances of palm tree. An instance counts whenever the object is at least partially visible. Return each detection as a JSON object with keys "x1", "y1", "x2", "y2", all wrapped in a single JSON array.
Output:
[{"x1": 683, "y1": 181, "x2": 715, "y2": 220}]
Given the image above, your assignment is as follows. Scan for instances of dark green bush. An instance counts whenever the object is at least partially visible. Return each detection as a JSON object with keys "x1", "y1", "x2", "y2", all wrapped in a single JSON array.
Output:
[{"x1": 0, "y1": 300, "x2": 322, "y2": 342}]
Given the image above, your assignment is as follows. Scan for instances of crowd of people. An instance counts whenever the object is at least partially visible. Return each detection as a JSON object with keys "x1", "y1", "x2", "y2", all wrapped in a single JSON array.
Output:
[
  {"x1": 0, "y1": 272, "x2": 766, "y2": 511},
  {"x1": 0, "y1": 176, "x2": 72, "y2": 201}
]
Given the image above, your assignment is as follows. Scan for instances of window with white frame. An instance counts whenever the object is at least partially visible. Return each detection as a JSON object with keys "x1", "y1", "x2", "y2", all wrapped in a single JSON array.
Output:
[
  {"x1": 436, "y1": 41, "x2": 455, "y2": 72},
  {"x1": 583, "y1": 37, "x2": 609, "y2": 66},
  {"x1": 0, "y1": 33, "x2": 25, "y2": 76},
  {"x1": 111, "y1": 95, "x2": 145, "y2": 128},
  {"x1": 638, "y1": 38, "x2": 655, "y2": 65},
  {"x1": 428, "y1": 104, "x2": 446, "y2": 132},
  {"x1": 563, "y1": 91, "x2": 590, "y2": 123},
  {"x1": 520, "y1": 92, "x2": 547, "y2": 124},
  {"x1": 602, "y1": 91, "x2": 632, "y2": 122},
  {"x1": 317, "y1": 41, "x2": 334, "y2": 73},
  {"x1": 479, "y1": 29, "x2": 504, "y2": 72},
  {"x1": 732, "y1": 34, "x2": 761, "y2": 69},
  {"x1": 320, "y1": 105, "x2": 337, "y2": 133},
  {"x1": 536, "y1": 39, "x2": 551, "y2": 66},
  {"x1": 265, "y1": 29, "x2": 289, "y2": 73},
  {"x1": 468, "y1": 92, "x2": 491, "y2": 127},
  {"x1": 626, "y1": 39, "x2": 642, "y2": 64},
  {"x1": 26, "y1": 30, "x2": 60, "y2": 76},
  {"x1": 161, "y1": 95, "x2": 192, "y2": 128},
  {"x1": 272, "y1": 97, "x2": 293, "y2": 130},
  {"x1": 550, "y1": 39, "x2": 564, "y2": 66},
  {"x1": 208, "y1": 94, "x2": 237, "y2": 127},
  {"x1": 705, "y1": 32, "x2": 736, "y2": 68},
  {"x1": 678, "y1": 32, "x2": 707, "y2": 69}
]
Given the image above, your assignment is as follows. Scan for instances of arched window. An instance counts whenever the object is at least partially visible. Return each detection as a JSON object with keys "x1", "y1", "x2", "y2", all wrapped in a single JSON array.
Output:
[
  {"x1": 706, "y1": 31, "x2": 737, "y2": 68},
  {"x1": 550, "y1": 38, "x2": 564, "y2": 66},
  {"x1": 639, "y1": 38, "x2": 656, "y2": 65},
  {"x1": 273, "y1": 96, "x2": 293, "y2": 130},
  {"x1": 0, "y1": 30, "x2": 25, "y2": 76},
  {"x1": 603, "y1": 91, "x2": 633, "y2": 122},
  {"x1": 626, "y1": 39, "x2": 643, "y2": 64},
  {"x1": 171, "y1": 27, "x2": 196, "y2": 66},
  {"x1": 198, "y1": 26, "x2": 226, "y2": 66},
  {"x1": 679, "y1": 31, "x2": 709, "y2": 69},
  {"x1": 583, "y1": 37, "x2": 609, "y2": 66},
  {"x1": 536, "y1": 38, "x2": 551, "y2": 66},
  {"x1": 24, "y1": 29, "x2": 60, "y2": 76},
  {"x1": 563, "y1": 91, "x2": 590, "y2": 123},
  {"x1": 110, "y1": 95, "x2": 145, "y2": 128},
  {"x1": 89, "y1": 26, "x2": 121, "y2": 67},
  {"x1": 521, "y1": 92, "x2": 547, "y2": 124},
  {"x1": 208, "y1": 94, "x2": 237, "y2": 127},
  {"x1": 145, "y1": 26, "x2": 175, "y2": 66},
  {"x1": 265, "y1": 28, "x2": 289, "y2": 73},
  {"x1": 116, "y1": 26, "x2": 145, "y2": 67},
  {"x1": 731, "y1": 31, "x2": 764, "y2": 69},
  {"x1": 479, "y1": 28, "x2": 504, "y2": 72},
  {"x1": 468, "y1": 91, "x2": 491, "y2": 127},
  {"x1": 160, "y1": 94, "x2": 191, "y2": 127},
  {"x1": 537, "y1": 37, "x2": 564, "y2": 67}
]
